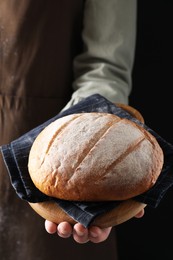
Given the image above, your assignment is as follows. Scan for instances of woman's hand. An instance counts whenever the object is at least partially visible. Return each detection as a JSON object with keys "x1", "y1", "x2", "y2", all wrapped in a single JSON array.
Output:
[
  {"x1": 45, "y1": 220, "x2": 112, "y2": 244},
  {"x1": 45, "y1": 209, "x2": 144, "y2": 244}
]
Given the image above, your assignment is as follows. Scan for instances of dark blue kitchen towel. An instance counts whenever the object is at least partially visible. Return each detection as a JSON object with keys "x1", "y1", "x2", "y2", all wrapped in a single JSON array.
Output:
[{"x1": 1, "y1": 94, "x2": 173, "y2": 227}]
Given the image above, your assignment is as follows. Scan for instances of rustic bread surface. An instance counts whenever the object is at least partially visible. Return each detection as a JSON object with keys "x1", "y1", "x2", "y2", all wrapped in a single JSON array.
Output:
[{"x1": 28, "y1": 112, "x2": 164, "y2": 201}]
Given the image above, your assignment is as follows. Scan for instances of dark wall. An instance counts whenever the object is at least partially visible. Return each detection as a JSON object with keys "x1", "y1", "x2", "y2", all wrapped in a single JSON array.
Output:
[
  {"x1": 117, "y1": 2, "x2": 173, "y2": 260},
  {"x1": 130, "y1": 1, "x2": 172, "y2": 143}
]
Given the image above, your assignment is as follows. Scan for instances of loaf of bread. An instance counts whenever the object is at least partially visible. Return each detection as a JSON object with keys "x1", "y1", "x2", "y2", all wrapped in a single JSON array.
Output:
[{"x1": 28, "y1": 112, "x2": 164, "y2": 202}]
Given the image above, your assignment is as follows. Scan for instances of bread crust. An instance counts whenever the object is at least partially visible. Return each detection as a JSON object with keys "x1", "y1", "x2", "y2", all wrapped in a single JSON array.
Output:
[{"x1": 28, "y1": 112, "x2": 164, "y2": 201}]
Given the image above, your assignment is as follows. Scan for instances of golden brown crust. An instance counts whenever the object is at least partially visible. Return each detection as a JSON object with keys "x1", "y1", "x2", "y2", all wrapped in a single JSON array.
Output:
[{"x1": 28, "y1": 112, "x2": 164, "y2": 201}]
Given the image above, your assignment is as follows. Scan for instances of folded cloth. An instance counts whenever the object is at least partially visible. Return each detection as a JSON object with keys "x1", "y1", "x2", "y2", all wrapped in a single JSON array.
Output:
[{"x1": 1, "y1": 94, "x2": 173, "y2": 227}]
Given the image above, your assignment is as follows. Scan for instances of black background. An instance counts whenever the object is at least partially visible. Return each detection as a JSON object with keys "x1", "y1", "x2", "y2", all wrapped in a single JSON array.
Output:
[{"x1": 117, "y1": 2, "x2": 173, "y2": 260}]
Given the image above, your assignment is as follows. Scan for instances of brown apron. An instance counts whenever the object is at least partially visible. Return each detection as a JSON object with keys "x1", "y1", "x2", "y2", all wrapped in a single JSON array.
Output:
[{"x1": 0, "y1": 1, "x2": 118, "y2": 259}]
